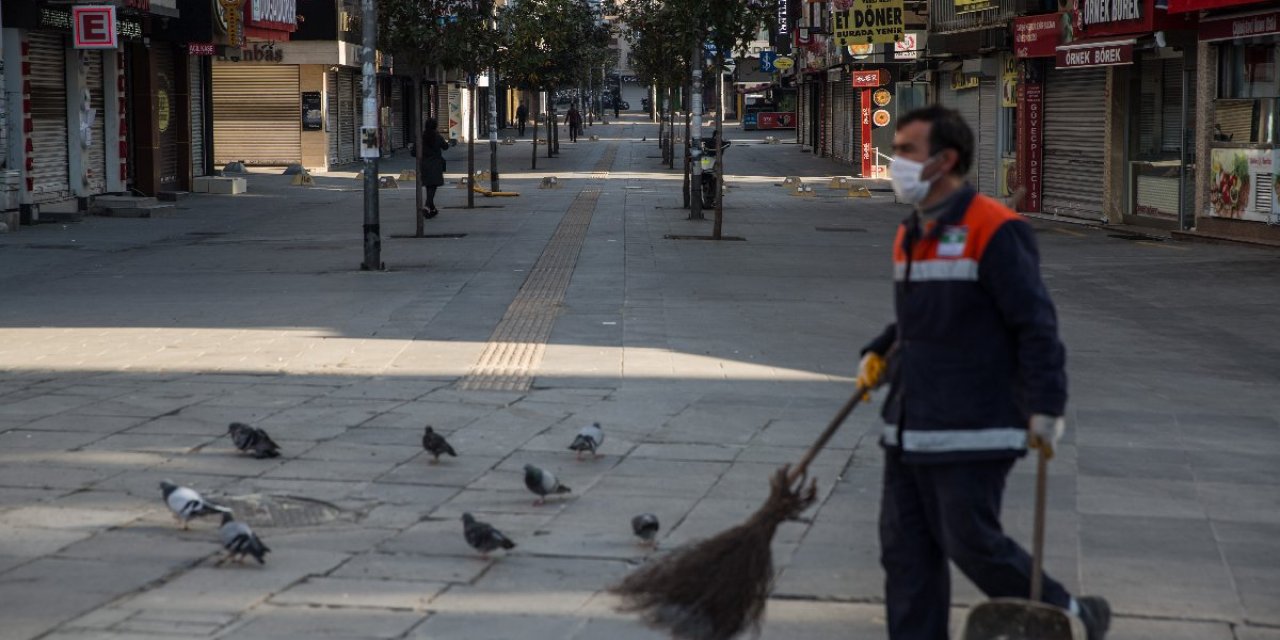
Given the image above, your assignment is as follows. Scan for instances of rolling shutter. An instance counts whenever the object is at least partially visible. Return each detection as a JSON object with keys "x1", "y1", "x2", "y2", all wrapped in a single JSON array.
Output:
[
  {"x1": 339, "y1": 69, "x2": 356, "y2": 164},
  {"x1": 1160, "y1": 59, "x2": 1183, "y2": 154},
  {"x1": 832, "y1": 81, "x2": 849, "y2": 162},
  {"x1": 212, "y1": 64, "x2": 301, "y2": 165},
  {"x1": 1041, "y1": 67, "x2": 1106, "y2": 221},
  {"x1": 327, "y1": 70, "x2": 338, "y2": 165},
  {"x1": 84, "y1": 50, "x2": 107, "y2": 195},
  {"x1": 391, "y1": 78, "x2": 404, "y2": 150},
  {"x1": 821, "y1": 80, "x2": 832, "y2": 157},
  {"x1": 977, "y1": 78, "x2": 998, "y2": 196},
  {"x1": 190, "y1": 56, "x2": 206, "y2": 177},
  {"x1": 28, "y1": 32, "x2": 71, "y2": 205},
  {"x1": 954, "y1": 86, "x2": 980, "y2": 185}
]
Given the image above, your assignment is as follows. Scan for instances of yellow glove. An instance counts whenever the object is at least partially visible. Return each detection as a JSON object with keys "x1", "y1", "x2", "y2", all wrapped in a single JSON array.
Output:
[{"x1": 857, "y1": 352, "x2": 886, "y2": 402}]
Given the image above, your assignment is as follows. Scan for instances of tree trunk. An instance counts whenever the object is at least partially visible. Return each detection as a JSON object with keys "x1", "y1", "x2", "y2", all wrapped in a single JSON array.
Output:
[
  {"x1": 682, "y1": 108, "x2": 691, "y2": 209},
  {"x1": 713, "y1": 52, "x2": 725, "y2": 240},
  {"x1": 413, "y1": 70, "x2": 425, "y2": 237},
  {"x1": 656, "y1": 82, "x2": 664, "y2": 154},
  {"x1": 489, "y1": 67, "x2": 499, "y2": 192},
  {"x1": 467, "y1": 81, "x2": 476, "y2": 209},
  {"x1": 531, "y1": 90, "x2": 538, "y2": 170}
]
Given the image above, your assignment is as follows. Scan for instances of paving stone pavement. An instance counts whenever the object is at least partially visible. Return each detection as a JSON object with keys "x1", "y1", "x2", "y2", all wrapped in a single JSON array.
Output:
[{"x1": 1, "y1": 114, "x2": 1278, "y2": 639}]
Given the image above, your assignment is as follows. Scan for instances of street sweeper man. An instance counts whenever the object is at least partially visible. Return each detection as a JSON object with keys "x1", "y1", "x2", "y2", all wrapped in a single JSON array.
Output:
[{"x1": 857, "y1": 104, "x2": 1111, "y2": 640}]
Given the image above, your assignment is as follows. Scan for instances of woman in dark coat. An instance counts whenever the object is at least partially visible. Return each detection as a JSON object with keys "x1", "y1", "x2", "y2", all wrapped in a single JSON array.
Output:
[{"x1": 420, "y1": 118, "x2": 449, "y2": 218}]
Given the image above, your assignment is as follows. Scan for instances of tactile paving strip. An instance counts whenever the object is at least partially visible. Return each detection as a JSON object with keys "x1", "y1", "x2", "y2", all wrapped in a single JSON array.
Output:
[{"x1": 458, "y1": 145, "x2": 617, "y2": 391}]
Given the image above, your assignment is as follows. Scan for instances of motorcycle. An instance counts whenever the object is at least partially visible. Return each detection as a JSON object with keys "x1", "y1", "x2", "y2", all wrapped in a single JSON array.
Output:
[{"x1": 698, "y1": 136, "x2": 731, "y2": 208}]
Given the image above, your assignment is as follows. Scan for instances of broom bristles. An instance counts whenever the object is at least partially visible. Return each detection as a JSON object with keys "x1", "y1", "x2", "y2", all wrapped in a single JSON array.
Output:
[{"x1": 610, "y1": 466, "x2": 817, "y2": 640}]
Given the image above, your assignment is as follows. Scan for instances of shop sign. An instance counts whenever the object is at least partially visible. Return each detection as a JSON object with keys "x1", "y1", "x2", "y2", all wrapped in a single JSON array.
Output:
[
  {"x1": 893, "y1": 32, "x2": 922, "y2": 60},
  {"x1": 774, "y1": 56, "x2": 794, "y2": 70},
  {"x1": 1001, "y1": 57, "x2": 1017, "y2": 108},
  {"x1": 217, "y1": 0, "x2": 246, "y2": 47},
  {"x1": 1055, "y1": 40, "x2": 1133, "y2": 68},
  {"x1": 1208, "y1": 149, "x2": 1279, "y2": 223},
  {"x1": 1016, "y1": 75, "x2": 1044, "y2": 212},
  {"x1": 955, "y1": 0, "x2": 997, "y2": 14},
  {"x1": 860, "y1": 89, "x2": 873, "y2": 176},
  {"x1": 188, "y1": 43, "x2": 216, "y2": 55},
  {"x1": 249, "y1": 0, "x2": 297, "y2": 28},
  {"x1": 1198, "y1": 10, "x2": 1280, "y2": 42},
  {"x1": 217, "y1": 41, "x2": 284, "y2": 62},
  {"x1": 775, "y1": 0, "x2": 790, "y2": 49},
  {"x1": 1077, "y1": 0, "x2": 1141, "y2": 29},
  {"x1": 757, "y1": 112, "x2": 797, "y2": 129},
  {"x1": 950, "y1": 71, "x2": 980, "y2": 90},
  {"x1": 833, "y1": 0, "x2": 905, "y2": 46},
  {"x1": 72, "y1": 6, "x2": 118, "y2": 49},
  {"x1": 40, "y1": 7, "x2": 141, "y2": 39},
  {"x1": 1013, "y1": 14, "x2": 1061, "y2": 58},
  {"x1": 851, "y1": 69, "x2": 888, "y2": 87},
  {"x1": 1167, "y1": 0, "x2": 1261, "y2": 14},
  {"x1": 301, "y1": 91, "x2": 323, "y2": 131}
]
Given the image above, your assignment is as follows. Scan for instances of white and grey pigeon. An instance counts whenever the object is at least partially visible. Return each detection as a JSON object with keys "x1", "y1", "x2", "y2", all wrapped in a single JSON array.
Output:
[
  {"x1": 227, "y1": 422, "x2": 281, "y2": 459},
  {"x1": 632, "y1": 513, "x2": 660, "y2": 545},
  {"x1": 523, "y1": 463, "x2": 571, "y2": 506},
  {"x1": 462, "y1": 512, "x2": 516, "y2": 556},
  {"x1": 217, "y1": 513, "x2": 270, "y2": 565},
  {"x1": 160, "y1": 480, "x2": 230, "y2": 529},
  {"x1": 568, "y1": 422, "x2": 604, "y2": 460}
]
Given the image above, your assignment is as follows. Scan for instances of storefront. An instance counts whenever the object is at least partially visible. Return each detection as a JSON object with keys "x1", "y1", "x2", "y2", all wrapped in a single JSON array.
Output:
[
  {"x1": 210, "y1": 0, "x2": 300, "y2": 167},
  {"x1": 1190, "y1": 6, "x2": 1279, "y2": 240}
]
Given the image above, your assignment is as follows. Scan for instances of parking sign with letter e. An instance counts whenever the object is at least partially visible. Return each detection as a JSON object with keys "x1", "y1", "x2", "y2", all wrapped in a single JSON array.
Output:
[{"x1": 73, "y1": 6, "x2": 118, "y2": 49}]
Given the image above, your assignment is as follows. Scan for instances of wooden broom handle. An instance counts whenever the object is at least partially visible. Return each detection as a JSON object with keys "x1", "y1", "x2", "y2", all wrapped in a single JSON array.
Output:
[{"x1": 787, "y1": 384, "x2": 867, "y2": 484}]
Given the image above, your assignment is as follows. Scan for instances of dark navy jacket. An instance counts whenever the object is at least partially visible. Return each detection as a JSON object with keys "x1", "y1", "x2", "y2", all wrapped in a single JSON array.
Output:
[{"x1": 864, "y1": 185, "x2": 1067, "y2": 463}]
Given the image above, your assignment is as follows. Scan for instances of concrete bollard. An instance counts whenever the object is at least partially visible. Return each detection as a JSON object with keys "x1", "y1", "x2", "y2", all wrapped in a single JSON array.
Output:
[
  {"x1": 291, "y1": 170, "x2": 315, "y2": 186},
  {"x1": 378, "y1": 176, "x2": 399, "y2": 189},
  {"x1": 398, "y1": 170, "x2": 417, "y2": 181},
  {"x1": 539, "y1": 176, "x2": 561, "y2": 189}
]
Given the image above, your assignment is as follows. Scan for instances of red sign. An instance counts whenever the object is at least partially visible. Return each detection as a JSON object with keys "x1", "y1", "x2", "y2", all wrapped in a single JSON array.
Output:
[
  {"x1": 1016, "y1": 75, "x2": 1043, "y2": 213},
  {"x1": 188, "y1": 43, "x2": 216, "y2": 55},
  {"x1": 851, "y1": 69, "x2": 888, "y2": 88},
  {"x1": 860, "y1": 90, "x2": 872, "y2": 177},
  {"x1": 1198, "y1": 10, "x2": 1280, "y2": 41},
  {"x1": 1013, "y1": 14, "x2": 1061, "y2": 58},
  {"x1": 1056, "y1": 40, "x2": 1134, "y2": 68},
  {"x1": 72, "y1": 6, "x2": 118, "y2": 49},
  {"x1": 125, "y1": 0, "x2": 149, "y2": 11},
  {"x1": 756, "y1": 112, "x2": 797, "y2": 129},
  {"x1": 1169, "y1": 0, "x2": 1263, "y2": 13}
]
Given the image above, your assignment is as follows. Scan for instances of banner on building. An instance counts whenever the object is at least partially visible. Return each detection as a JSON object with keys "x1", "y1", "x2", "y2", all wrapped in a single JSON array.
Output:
[
  {"x1": 1208, "y1": 148, "x2": 1279, "y2": 223},
  {"x1": 955, "y1": 0, "x2": 997, "y2": 14},
  {"x1": 1197, "y1": 10, "x2": 1280, "y2": 42},
  {"x1": 1055, "y1": 39, "x2": 1134, "y2": 68},
  {"x1": 833, "y1": 0, "x2": 905, "y2": 46},
  {"x1": 1015, "y1": 73, "x2": 1043, "y2": 212},
  {"x1": 1013, "y1": 14, "x2": 1062, "y2": 58}
]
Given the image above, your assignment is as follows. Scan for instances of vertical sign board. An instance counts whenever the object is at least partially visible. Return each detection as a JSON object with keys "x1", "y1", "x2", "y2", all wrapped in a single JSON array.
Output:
[
  {"x1": 1015, "y1": 72, "x2": 1044, "y2": 212},
  {"x1": 301, "y1": 91, "x2": 323, "y2": 131},
  {"x1": 861, "y1": 90, "x2": 873, "y2": 177},
  {"x1": 72, "y1": 6, "x2": 118, "y2": 49},
  {"x1": 775, "y1": 0, "x2": 792, "y2": 54}
]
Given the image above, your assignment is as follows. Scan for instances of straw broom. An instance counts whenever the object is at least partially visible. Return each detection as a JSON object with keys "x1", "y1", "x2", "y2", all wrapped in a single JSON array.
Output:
[{"x1": 609, "y1": 385, "x2": 869, "y2": 640}]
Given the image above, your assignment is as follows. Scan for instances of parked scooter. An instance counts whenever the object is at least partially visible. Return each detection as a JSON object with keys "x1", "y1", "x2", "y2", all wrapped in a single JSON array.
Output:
[{"x1": 699, "y1": 135, "x2": 732, "y2": 208}]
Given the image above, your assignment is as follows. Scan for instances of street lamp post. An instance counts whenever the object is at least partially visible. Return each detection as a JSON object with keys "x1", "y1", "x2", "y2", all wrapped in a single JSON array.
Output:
[{"x1": 359, "y1": 0, "x2": 382, "y2": 270}]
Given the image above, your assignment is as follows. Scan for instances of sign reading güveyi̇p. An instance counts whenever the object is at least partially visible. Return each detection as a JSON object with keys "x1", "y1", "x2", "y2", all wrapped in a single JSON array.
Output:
[
  {"x1": 1055, "y1": 40, "x2": 1134, "y2": 68},
  {"x1": 833, "y1": 0, "x2": 905, "y2": 46}
]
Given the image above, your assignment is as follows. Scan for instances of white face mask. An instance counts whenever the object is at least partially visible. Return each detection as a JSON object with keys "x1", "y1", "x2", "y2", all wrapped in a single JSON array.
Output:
[{"x1": 890, "y1": 155, "x2": 936, "y2": 205}]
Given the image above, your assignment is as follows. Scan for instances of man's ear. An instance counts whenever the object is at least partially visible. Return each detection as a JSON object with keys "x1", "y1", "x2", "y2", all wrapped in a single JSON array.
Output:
[{"x1": 923, "y1": 149, "x2": 956, "y2": 181}]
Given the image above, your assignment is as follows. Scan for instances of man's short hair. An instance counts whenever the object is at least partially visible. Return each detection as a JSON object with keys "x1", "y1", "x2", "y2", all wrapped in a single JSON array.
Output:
[{"x1": 897, "y1": 105, "x2": 974, "y2": 177}]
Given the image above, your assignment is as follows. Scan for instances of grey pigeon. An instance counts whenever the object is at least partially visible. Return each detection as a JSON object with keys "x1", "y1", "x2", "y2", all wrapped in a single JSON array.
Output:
[
  {"x1": 217, "y1": 513, "x2": 270, "y2": 565},
  {"x1": 523, "y1": 463, "x2": 571, "y2": 506},
  {"x1": 160, "y1": 480, "x2": 230, "y2": 529},
  {"x1": 632, "y1": 513, "x2": 660, "y2": 545},
  {"x1": 227, "y1": 422, "x2": 280, "y2": 459},
  {"x1": 422, "y1": 426, "x2": 457, "y2": 463},
  {"x1": 568, "y1": 422, "x2": 604, "y2": 460},
  {"x1": 462, "y1": 512, "x2": 516, "y2": 556}
]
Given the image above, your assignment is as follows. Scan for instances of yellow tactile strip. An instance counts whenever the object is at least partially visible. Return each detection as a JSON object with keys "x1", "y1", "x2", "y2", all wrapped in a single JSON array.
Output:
[{"x1": 457, "y1": 145, "x2": 617, "y2": 391}]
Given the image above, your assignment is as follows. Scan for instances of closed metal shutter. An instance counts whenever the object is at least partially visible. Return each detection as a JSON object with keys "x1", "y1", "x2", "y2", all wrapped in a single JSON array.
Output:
[
  {"x1": 1042, "y1": 67, "x2": 1106, "y2": 220},
  {"x1": 1160, "y1": 59, "x2": 1183, "y2": 155},
  {"x1": 954, "y1": 86, "x2": 980, "y2": 185},
  {"x1": 28, "y1": 32, "x2": 71, "y2": 204},
  {"x1": 977, "y1": 78, "x2": 998, "y2": 196},
  {"x1": 155, "y1": 46, "x2": 180, "y2": 187},
  {"x1": 339, "y1": 70, "x2": 356, "y2": 164},
  {"x1": 190, "y1": 56, "x2": 206, "y2": 177},
  {"x1": 391, "y1": 79, "x2": 404, "y2": 150},
  {"x1": 832, "y1": 81, "x2": 849, "y2": 162},
  {"x1": 798, "y1": 82, "x2": 809, "y2": 147},
  {"x1": 83, "y1": 50, "x2": 107, "y2": 194},
  {"x1": 327, "y1": 70, "x2": 338, "y2": 165},
  {"x1": 212, "y1": 64, "x2": 301, "y2": 165},
  {"x1": 852, "y1": 86, "x2": 864, "y2": 173},
  {"x1": 822, "y1": 80, "x2": 832, "y2": 157},
  {"x1": 1138, "y1": 57, "x2": 1158, "y2": 154}
]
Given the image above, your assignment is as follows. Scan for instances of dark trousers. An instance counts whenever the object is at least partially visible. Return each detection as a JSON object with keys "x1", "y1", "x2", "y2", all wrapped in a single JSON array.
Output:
[
  {"x1": 569, "y1": 125, "x2": 578, "y2": 142},
  {"x1": 880, "y1": 450, "x2": 1071, "y2": 640},
  {"x1": 518, "y1": 120, "x2": 526, "y2": 136}
]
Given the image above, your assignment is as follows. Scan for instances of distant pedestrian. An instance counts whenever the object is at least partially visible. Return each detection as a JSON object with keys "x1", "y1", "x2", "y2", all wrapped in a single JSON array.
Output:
[
  {"x1": 567, "y1": 105, "x2": 582, "y2": 142},
  {"x1": 859, "y1": 104, "x2": 1112, "y2": 640},
  {"x1": 516, "y1": 101, "x2": 528, "y2": 136},
  {"x1": 420, "y1": 117, "x2": 448, "y2": 218},
  {"x1": 613, "y1": 92, "x2": 621, "y2": 119}
]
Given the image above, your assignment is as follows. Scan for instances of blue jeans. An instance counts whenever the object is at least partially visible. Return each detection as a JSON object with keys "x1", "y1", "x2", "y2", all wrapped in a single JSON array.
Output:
[{"x1": 880, "y1": 450, "x2": 1071, "y2": 639}]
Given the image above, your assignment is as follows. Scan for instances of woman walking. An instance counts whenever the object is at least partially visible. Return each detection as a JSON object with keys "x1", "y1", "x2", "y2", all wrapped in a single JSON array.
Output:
[{"x1": 420, "y1": 118, "x2": 449, "y2": 218}]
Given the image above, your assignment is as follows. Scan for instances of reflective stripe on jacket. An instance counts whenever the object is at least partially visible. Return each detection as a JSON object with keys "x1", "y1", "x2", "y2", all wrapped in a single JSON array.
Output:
[{"x1": 864, "y1": 185, "x2": 1067, "y2": 463}]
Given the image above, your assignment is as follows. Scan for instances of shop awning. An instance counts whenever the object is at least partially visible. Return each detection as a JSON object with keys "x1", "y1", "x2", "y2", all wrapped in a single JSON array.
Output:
[
  {"x1": 1198, "y1": 10, "x2": 1280, "y2": 42},
  {"x1": 736, "y1": 82, "x2": 773, "y2": 94},
  {"x1": 1055, "y1": 38, "x2": 1136, "y2": 70}
]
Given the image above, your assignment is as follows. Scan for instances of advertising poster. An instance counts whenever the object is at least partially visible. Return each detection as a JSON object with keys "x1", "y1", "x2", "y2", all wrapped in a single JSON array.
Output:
[
  {"x1": 1208, "y1": 148, "x2": 1278, "y2": 223},
  {"x1": 833, "y1": 0, "x2": 906, "y2": 46},
  {"x1": 1001, "y1": 57, "x2": 1017, "y2": 108},
  {"x1": 757, "y1": 112, "x2": 797, "y2": 129}
]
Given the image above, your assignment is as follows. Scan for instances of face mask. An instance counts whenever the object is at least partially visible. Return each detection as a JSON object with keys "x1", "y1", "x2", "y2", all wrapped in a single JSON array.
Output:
[{"x1": 890, "y1": 155, "x2": 936, "y2": 205}]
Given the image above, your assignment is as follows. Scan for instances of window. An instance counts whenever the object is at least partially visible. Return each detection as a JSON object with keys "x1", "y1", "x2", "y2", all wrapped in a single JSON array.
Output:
[{"x1": 1218, "y1": 43, "x2": 1278, "y2": 99}]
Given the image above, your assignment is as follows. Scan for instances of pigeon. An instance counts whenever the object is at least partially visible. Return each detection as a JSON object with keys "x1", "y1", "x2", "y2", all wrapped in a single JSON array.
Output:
[
  {"x1": 217, "y1": 512, "x2": 270, "y2": 565},
  {"x1": 422, "y1": 426, "x2": 457, "y2": 463},
  {"x1": 568, "y1": 422, "x2": 604, "y2": 460},
  {"x1": 159, "y1": 480, "x2": 231, "y2": 529},
  {"x1": 523, "y1": 463, "x2": 571, "y2": 506},
  {"x1": 632, "y1": 513, "x2": 660, "y2": 545},
  {"x1": 462, "y1": 512, "x2": 516, "y2": 556},
  {"x1": 227, "y1": 422, "x2": 281, "y2": 459}
]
